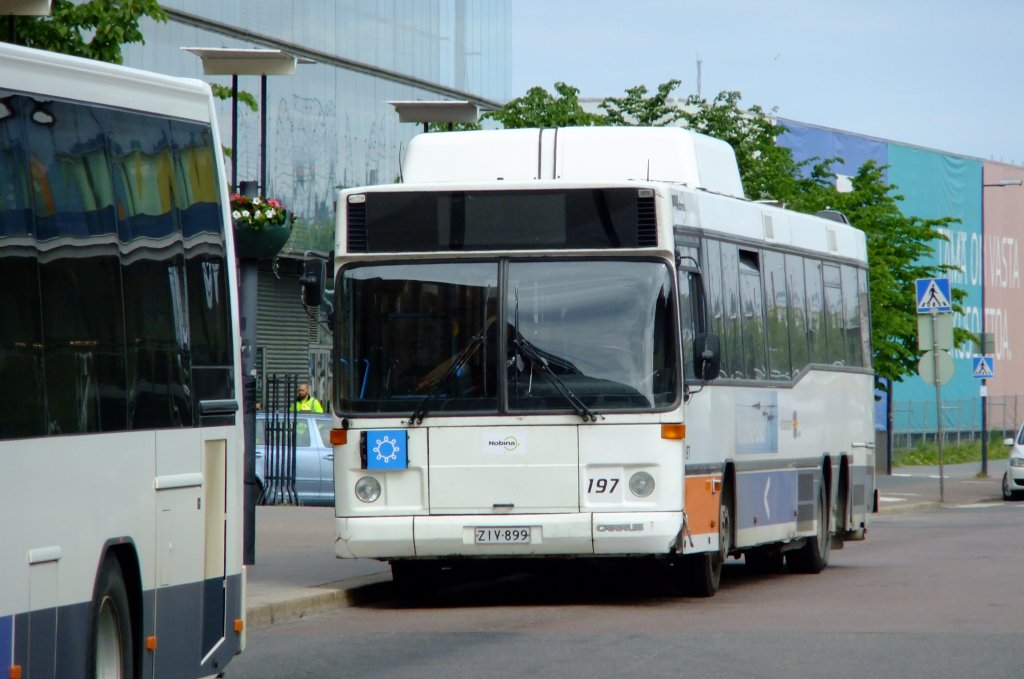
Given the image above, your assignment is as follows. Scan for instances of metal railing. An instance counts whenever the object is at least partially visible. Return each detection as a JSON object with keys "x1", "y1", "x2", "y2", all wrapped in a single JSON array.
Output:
[
  {"x1": 891, "y1": 394, "x2": 1022, "y2": 449},
  {"x1": 257, "y1": 374, "x2": 300, "y2": 505}
]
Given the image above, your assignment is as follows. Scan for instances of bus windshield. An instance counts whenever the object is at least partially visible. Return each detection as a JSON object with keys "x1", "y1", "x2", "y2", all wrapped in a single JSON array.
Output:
[{"x1": 336, "y1": 259, "x2": 678, "y2": 416}]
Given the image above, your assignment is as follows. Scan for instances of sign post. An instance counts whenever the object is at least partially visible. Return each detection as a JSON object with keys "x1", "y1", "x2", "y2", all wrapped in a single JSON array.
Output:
[{"x1": 916, "y1": 278, "x2": 954, "y2": 503}]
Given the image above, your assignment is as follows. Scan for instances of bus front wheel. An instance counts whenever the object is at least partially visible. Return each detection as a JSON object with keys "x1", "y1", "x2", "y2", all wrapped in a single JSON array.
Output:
[
  {"x1": 90, "y1": 554, "x2": 134, "y2": 679},
  {"x1": 679, "y1": 497, "x2": 731, "y2": 597}
]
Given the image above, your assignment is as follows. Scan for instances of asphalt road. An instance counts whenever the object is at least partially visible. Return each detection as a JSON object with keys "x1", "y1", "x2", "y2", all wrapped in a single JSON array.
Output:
[{"x1": 227, "y1": 500, "x2": 1024, "y2": 679}]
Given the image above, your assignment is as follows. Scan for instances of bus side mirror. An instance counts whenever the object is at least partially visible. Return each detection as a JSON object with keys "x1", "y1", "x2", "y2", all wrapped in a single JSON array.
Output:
[
  {"x1": 694, "y1": 333, "x2": 721, "y2": 381},
  {"x1": 300, "y1": 258, "x2": 325, "y2": 307}
]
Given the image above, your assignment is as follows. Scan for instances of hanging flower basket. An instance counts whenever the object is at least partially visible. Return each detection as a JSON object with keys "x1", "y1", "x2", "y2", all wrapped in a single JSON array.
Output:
[{"x1": 231, "y1": 194, "x2": 293, "y2": 260}]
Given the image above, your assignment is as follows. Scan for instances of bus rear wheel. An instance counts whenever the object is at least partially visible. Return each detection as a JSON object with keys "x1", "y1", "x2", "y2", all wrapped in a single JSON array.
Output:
[{"x1": 91, "y1": 554, "x2": 134, "y2": 679}]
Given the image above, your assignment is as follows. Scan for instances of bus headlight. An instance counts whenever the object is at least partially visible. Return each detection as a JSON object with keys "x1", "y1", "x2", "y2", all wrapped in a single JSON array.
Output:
[
  {"x1": 355, "y1": 476, "x2": 382, "y2": 503},
  {"x1": 628, "y1": 471, "x2": 655, "y2": 497}
]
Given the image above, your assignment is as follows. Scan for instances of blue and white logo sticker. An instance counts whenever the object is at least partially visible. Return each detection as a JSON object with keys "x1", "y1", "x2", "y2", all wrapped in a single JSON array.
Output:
[{"x1": 367, "y1": 430, "x2": 408, "y2": 469}]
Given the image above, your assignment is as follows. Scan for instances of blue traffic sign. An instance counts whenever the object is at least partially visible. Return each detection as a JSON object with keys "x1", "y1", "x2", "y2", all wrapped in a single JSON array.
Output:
[
  {"x1": 972, "y1": 356, "x2": 995, "y2": 379},
  {"x1": 916, "y1": 277, "x2": 952, "y2": 313}
]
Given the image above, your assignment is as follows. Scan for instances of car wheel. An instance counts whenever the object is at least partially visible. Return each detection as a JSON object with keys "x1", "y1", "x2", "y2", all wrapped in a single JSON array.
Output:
[{"x1": 1003, "y1": 472, "x2": 1021, "y2": 501}]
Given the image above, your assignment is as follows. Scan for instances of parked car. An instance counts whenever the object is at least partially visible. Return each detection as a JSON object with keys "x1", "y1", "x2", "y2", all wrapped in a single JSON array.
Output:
[
  {"x1": 1002, "y1": 423, "x2": 1024, "y2": 501},
  {"x1": 255, "y1": 413, "x2": 334, "y2": 506}
]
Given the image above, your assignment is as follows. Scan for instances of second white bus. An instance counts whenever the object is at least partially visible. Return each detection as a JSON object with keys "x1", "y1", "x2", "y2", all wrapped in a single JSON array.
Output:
[{"x1": 322, "y1": 125, "x2": 875, "y2": 596}]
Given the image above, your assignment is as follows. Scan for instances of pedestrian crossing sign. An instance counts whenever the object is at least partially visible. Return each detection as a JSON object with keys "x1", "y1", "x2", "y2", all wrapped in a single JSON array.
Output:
[
  {"x1": 972, "y1": 356, "x2": 995, "y2": 379},
  {"x1": 916, "y1": 277, "x2": 952, "y2": 313}
]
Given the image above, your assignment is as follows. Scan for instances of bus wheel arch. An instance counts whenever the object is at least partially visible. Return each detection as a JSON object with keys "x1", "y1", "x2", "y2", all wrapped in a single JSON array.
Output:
[{"x1": 90, "y1": 542, "x2": 142, "y2": 679}]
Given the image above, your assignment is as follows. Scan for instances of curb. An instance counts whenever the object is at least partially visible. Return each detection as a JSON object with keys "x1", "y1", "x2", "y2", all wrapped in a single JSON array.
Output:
[
  {"x1": 246, "y1": 572, "x2": 392, "y2": 631},
  {"x1": 877, "y1": 500, "x2": 941, "y2": 515},
  {"x1": 877, "y1": 496, "x2": 1005, "y2": 516}
]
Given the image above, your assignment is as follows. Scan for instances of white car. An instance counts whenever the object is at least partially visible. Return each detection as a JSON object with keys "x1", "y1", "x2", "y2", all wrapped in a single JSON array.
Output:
[{"x1": 1002, "y1": 424, "x2": 1024, "y2": 501}]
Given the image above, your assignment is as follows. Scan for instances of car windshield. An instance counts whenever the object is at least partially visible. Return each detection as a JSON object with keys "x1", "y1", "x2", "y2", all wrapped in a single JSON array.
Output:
[{"x1": 335, "y1": 259, "x2": 678, "y2": 416}]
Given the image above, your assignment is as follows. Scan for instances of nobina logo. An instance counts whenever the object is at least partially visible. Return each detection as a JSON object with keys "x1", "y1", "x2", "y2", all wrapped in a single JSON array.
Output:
[{"x1": 487, "y1": 435, "x2": 520, "y2": 452}]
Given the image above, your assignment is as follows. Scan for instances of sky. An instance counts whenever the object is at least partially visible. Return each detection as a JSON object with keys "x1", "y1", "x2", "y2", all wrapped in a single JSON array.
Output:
[{"x1": 508, "y1": 0, "x2": 1024, "y2": 165}]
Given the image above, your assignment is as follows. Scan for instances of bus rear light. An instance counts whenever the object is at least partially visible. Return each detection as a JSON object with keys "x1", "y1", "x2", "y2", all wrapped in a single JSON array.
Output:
[
  {"x1": 330, "y1": 429, "x2": 348, "y2": 445},
  {"x1": 661, "y1": 424, "x2": 685, "y2": 440}
]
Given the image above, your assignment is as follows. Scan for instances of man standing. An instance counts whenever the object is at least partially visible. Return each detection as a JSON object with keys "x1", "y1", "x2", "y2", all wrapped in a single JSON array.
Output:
[{"x1": 293, "y1": 382, "x2": 324, "y2": 413}]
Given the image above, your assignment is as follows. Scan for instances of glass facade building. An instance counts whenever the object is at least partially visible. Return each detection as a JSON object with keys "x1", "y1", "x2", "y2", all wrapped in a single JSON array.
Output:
[
  {"x1": 121, "y1": 1, "x2": 509, "y2": 399},
  {"x1": 124, "y1": 0, "x2": 510, "y2": 254}
]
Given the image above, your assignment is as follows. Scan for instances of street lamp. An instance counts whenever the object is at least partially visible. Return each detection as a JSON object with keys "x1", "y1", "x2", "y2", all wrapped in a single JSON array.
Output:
[
  {"x1": 389, "y1": 100, "x2": 480, "y2": 133},
  {"x1": 184, "y1": 47, "x2": 302, "y2": 566},
  {"x1": 980, "y1": 175, "x2": 1022, "y2": 476},
  {"x1": 2, "y1": 0, "x2": 51, "y2": 43},
  {"x1": 183, "y1": 47, "x2": 301, "y2": 194}
]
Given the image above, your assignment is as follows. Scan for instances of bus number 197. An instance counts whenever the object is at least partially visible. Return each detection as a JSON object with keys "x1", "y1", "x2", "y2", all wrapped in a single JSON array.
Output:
[{"x1": 587, "y1": 478, "x2": 619, "y2": 494}]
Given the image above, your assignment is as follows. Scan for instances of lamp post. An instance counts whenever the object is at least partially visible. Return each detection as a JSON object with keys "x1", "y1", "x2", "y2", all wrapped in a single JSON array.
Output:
[
  {"x1": 980, "y1": 176, "x2": 1022, "y2": 476},
  {"x1": 184, "y1": 47, "x2": 300, "y2": 565},
  {"x1": 2, "y1": 0, "x2": 51, "y2": 43}
]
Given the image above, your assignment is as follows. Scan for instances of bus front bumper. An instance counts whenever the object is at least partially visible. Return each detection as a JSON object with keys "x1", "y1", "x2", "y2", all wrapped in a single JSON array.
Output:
[{"x1": 335, "y1": 511, "x2": 686, "y2": 559}]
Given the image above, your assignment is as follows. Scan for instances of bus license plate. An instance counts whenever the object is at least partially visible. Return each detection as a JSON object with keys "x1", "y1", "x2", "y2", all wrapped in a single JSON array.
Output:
[{"x1": 475, "y1": 527, "x2": 531, "y2": 544}]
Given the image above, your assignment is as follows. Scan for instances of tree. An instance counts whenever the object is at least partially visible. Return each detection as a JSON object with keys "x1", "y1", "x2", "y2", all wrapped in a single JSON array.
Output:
[
  {"x1": 674, "y1": 90, "x2": 971, "y2": 387},
  {"x1": 11, "y1": 0, "x2": 167, "y2": 65},
  {"x1": 599, "y1": 79, "x2": 685, "y2": 126},
  {"x1": 786, "y1": 160, "x2": 970, "y2": 387},
  {"x1": 678, "y1": 90, "x2": 806, "y2": 201},
  {"x1": 487, "y1": 80, "x2": 971, "y2": 389},
  {"x1": 484, "y1": 82, "x2": 604, "y2": 129}
]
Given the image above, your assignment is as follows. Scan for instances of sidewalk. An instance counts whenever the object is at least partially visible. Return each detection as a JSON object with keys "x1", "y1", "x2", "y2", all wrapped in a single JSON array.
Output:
[
  {"x1": 875, "y1": 459, "x2": 1007, "y2": 512},
  {"x1": 245, "y1": 461, "x2": 1009, "y2": 629}
]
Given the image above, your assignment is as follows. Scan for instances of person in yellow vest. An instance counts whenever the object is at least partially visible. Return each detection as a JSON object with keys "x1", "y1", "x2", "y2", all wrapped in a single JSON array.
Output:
[{"x1": 292, "y1": 382, "x2": 324, "y2": 413}]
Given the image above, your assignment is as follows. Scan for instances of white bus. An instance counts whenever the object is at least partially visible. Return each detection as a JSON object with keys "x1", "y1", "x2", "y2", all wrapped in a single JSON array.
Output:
[
  {"x1": 325, "y1": 125, "x2": 875, "y2": 596},
  {"x1": 0, "y1": 44, "x2": 245, "y2": 676}
]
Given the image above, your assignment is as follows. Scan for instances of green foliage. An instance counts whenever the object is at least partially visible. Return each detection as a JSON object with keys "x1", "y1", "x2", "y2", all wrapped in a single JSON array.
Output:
[
  {"x1": 427, "y1": 121, "x2": 482, "y2": 132},
  {"x1": 781, "y1": 159, "x2": 973, "y2": 386},
  {"x1": 678, "y1": 91, "x2": 806, "y2": 201},
  {"x1": 483, "y1": 82, "x2": 604, "y2": 129},
  {"x1": 12, "y1": 0, "x2": 167, "y2": 65},
  {"x1": 599, "y1": 79, "x2": 685, "y2": 126},
  {"x1": 210, "y1": 83, "x2": 259, "y2": 113},
  {"x1": 652, "y1": 89, "x2": 973, "y2": 388},
  {"x1": 486, "y1": 80, "x2": 974, "y2": 390},
  {"x1": 893, "y1": 436, "x2": 1008, "y2": 467}
]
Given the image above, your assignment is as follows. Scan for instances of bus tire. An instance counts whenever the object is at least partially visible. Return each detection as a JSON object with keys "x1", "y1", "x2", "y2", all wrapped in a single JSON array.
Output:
[
  {"x1": 90, "y1": 554, "x2": 134, "y2": 679},
  {"x1": 786, "y1": 483, "x2": 831, "y2": 574},
  {"x1": 679, "y1": 490, "x2": 731, "y2": 597}
]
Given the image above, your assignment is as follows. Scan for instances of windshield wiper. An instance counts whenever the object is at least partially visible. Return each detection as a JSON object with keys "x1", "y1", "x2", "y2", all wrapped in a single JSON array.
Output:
[
  {"x1": 407, "y1": 333, "x2": 485, "y2": 425},
  {"x1": 512, "y1": 335, "x2": 599, "y2": 423}
]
